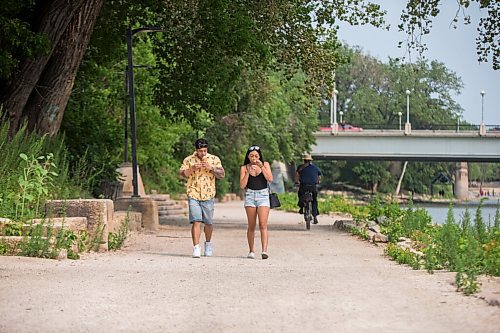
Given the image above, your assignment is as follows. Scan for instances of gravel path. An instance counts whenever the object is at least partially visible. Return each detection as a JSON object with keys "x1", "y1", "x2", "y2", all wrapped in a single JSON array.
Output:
[{"x1": 0, "y1": 200, "x2": 498, "y2": 333}]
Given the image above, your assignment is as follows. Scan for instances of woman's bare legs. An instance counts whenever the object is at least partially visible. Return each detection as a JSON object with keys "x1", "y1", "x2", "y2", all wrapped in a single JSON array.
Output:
[
  {"x1": 257, "y1": 206, "x2": 270, "y2": 252},
  {"x1": 245, "y1": 206, "x2": 257, "y2": 253}
]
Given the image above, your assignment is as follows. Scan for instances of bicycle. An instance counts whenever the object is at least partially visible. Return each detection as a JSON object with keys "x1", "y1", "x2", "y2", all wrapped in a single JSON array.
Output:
[{"x1": 302, "y1": 189, "x2": 313, "y2": 230}]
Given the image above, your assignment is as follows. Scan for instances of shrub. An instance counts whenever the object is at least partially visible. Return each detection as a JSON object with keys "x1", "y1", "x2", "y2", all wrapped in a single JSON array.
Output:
[{"x1": 108, "y1": 209, "x2": 131, "y2": 251}]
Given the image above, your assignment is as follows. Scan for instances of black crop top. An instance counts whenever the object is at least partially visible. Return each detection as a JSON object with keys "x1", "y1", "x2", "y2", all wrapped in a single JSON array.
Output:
[{"x1": 246, "y1": 172, "x2": 268, "y2": 190}]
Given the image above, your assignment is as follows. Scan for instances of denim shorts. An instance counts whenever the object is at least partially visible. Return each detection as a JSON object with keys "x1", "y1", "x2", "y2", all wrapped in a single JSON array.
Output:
[
  {"x1": 244, "y1": 188, "x2": 270, "y2": 208},
  {"x1": 188, "y1": 198, "x2": 215, "y2": 224}
]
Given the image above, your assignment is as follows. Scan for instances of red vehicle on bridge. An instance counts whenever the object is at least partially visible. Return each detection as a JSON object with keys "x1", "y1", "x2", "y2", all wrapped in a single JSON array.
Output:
[{"x1": 320, "y1": 122, "x2": 363, "y2": 132}]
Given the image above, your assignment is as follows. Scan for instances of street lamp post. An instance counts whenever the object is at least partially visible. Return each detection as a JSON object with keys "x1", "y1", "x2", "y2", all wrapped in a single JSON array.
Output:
[
  {"x1": 329, "y1": 72, "x2": 338, "y2": 133},
  {"x1": 480, "y1": 90, "x2": 485, "y2": 123},
  {"x1": 480, "y1": 90, "x2": 486, "y2": 135},
  {"x1": 405, "y1": 89, "x2": 411, "y2": 135},
  {"x1": 332, "y1": 88, "x2": 338, "y2": 132},
  {"x1": 339, "y1": 111, "x2": 344, "y2": 123},
  {"x1": 124, "y1": 70, "x2": 129, "y2": 163},
  {"x1": 329, "y1": 90, "x2": 333, "y2": 128},
  {"x1": 127, "y1": 26, "x2": 163, "y2": 197},
  {"x1": 398, "y1": 112, "x2": 402, "y2": 131}
]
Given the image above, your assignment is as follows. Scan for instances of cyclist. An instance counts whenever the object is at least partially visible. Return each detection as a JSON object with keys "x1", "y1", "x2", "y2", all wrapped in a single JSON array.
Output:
[{"x1": 294, "y1": 154, "x2": 322, "y2": 224}]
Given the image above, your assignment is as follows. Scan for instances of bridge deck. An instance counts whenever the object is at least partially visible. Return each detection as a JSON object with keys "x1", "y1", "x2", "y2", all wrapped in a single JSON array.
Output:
[{"x1": 312, "y1": 130, "x2": 500, "y2": 162}]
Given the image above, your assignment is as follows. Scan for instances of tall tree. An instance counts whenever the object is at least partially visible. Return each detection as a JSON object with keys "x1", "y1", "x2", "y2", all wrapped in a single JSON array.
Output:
[
  {"x1": 23, "y1": 0, "x2": 104, "y2": 136},
  {"x1": 1, "y1": 0, "x2": 93, "y2": 136}
]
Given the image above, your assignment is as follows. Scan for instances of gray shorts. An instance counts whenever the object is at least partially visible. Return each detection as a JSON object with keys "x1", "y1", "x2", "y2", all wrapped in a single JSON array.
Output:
[
  {"x1": 244, "y1": 188, "x2": 270, "y2": 208},
  {"x1": 188, "y1": 198, "x2": 214, "y2": 224}
]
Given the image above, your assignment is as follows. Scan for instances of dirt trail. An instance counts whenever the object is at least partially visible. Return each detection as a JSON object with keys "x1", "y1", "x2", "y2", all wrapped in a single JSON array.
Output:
[{"x1": 0, "y1": 200, "x2": 499, "y2": 333}]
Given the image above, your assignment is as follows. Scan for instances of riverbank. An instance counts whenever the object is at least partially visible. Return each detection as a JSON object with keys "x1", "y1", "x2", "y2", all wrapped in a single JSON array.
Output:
[{"x1": 321, "y1": 186, "x2": 500, "y2": 206}]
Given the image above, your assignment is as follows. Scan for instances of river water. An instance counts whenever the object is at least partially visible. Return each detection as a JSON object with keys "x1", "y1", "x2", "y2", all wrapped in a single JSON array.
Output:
[{"x1": 409, "y1": 200, "x2": 499, "y2": 225}]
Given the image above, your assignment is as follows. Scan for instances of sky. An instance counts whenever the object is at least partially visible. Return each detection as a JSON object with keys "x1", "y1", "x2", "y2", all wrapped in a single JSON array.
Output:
[{"x1": 337, "y1": 1, "x2": 499, "y2": 125}]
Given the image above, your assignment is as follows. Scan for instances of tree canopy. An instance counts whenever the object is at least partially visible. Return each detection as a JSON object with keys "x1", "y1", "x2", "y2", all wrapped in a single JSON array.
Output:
[{"x1": 0, "y1": 0, "x2": 497, "y2": 195}]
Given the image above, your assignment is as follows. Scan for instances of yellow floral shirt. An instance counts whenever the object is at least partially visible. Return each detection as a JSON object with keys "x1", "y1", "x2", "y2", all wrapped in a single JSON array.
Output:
[{"x1": 180, "y1": 152, "x2": 223, "y2": 201}]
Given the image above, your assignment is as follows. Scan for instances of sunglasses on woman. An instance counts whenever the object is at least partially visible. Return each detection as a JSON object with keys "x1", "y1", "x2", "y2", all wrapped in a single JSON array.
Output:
[{"x1": 248, "y1": 146, "x2": 260, "y2": 151}]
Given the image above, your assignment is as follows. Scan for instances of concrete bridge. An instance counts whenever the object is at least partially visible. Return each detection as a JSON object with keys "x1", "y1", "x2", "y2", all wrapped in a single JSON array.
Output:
[
  {"x1": 311, "y1": 129, "x2": 500, "y2": 199},
  {"x1": 312, "y1": 129, "x2": 500, "y2": 162}
]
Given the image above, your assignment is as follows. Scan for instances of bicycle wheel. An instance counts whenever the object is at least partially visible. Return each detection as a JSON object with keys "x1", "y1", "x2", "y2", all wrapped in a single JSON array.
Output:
[{"x1": 304, "y1": 201, "x2": 312, "y2": 230}]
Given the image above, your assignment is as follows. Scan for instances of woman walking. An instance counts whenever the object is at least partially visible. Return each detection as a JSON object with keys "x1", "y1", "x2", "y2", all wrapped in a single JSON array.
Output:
[{"x1": 239, "y1": 146, "x2": 273, "y2": 259}]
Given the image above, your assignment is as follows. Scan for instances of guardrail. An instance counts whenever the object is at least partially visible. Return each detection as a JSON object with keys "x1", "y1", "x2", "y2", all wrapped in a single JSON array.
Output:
[{"x1": 319, "y1": 123, "x2": 500, "y2": 132}]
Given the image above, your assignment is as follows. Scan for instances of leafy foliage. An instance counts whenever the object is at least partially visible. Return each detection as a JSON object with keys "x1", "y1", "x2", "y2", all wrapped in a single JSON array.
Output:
[
  {"x1": 0, "y1": 122, "x2": 90, "y2": 220},
  {"x1": 399, "y1": 0, "x2": 499, "y2": 69},
  {"x1": 0, "y1": 0, "x2": 50, "y2": 79}
]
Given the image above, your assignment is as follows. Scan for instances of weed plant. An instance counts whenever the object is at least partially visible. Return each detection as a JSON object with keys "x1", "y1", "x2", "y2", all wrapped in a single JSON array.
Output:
[
  {"x1": 108, "y1": 209, "x2": 131, "y2": 251},
  {"x1": 87, "y1": 218, "x2": 105, "y2": 252},
  {"x1": 0, "y1": 122, "x2": 94, "y2": 220},
  {"x1": 19, "y1": 221, "x2": 54, "y2": 258}
]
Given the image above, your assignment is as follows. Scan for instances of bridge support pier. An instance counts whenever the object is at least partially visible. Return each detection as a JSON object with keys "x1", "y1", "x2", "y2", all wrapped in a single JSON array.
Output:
[{"x1": 454, "y1": 162, "x2": 469, "y2": 200}]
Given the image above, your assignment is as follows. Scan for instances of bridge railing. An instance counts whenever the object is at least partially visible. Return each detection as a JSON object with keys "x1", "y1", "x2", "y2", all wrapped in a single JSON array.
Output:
[{"x1": 319, "y1": 123, "x2": 500, "y2": 132}]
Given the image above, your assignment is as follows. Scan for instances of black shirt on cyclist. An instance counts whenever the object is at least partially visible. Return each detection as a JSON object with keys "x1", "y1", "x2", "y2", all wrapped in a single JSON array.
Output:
[{"x1": 295, "y1": 154, "x2": 321, "y2": 223}]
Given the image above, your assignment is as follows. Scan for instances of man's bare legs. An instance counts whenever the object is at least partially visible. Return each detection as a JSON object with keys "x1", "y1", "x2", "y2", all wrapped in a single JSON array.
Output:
[
  {"x1": 191, "y1": 221, "x2": 202, "y2": 246},
  {"x1": 191, "y1": 222, "x2": 213, "y2": 245},
  {"x1": 204, "y1": 224, "x2": 213, "y2": 242}
]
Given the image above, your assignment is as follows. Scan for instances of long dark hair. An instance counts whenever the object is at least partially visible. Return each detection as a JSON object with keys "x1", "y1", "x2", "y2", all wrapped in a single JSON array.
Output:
[{"x1": 243, "y1": 146, "x2": 265, "y2": 165}]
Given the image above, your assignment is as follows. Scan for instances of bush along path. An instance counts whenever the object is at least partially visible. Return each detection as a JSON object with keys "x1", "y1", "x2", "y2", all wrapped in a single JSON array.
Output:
[{"x1": 279, "y1": 192, "x2": 500, "y2": 296}]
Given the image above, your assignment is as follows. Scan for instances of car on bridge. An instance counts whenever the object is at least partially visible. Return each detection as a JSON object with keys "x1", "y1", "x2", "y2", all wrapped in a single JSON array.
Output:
[{"x1": 319, "y1": 124, "x2": 363, "y2": 132}]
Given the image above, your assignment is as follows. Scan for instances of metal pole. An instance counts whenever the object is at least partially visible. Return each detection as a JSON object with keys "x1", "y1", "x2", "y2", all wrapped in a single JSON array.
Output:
[
  {"x1": 398, "y1": 112, "x2": 402, "y2": 131},
  {"x1": 329, "y1": 90, "x2": 333, "y2": 128},
  {"x1": 127, "y1": 27, "x2": 140, "y2": 197},
  {"x1": 124, "y1": 69, "x2": 129, "y2": 163},
  {"x1": 332, "y1": 71, "x2": 338, "y2": 132},
  {"x1": 480, "y1": 91, "x2": 485, "y2": 124},
  {"x1": 406, "y1": 90, "x2": 410, "y2": 124},
  {"x1": 333, "y1": 88, "x2": 338, "y2": 129}
]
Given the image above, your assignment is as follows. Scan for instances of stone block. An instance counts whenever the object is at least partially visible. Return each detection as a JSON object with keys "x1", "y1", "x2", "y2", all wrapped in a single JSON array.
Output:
[
  {"x1": 112, "y1": 211, "x2": 142, "y2": 232},
  {"x1": 45, "y1": 199, "x2": 113, "y2": 250},
  {"x1": 114, "y1": 197, "x2": 158, "y2": 231},
  {"x1": 115, "y1": 163, "x2": 146, "y2": 198},
  {"x1": 29, "y1": 217, "x2": 88, "y2": 233}
]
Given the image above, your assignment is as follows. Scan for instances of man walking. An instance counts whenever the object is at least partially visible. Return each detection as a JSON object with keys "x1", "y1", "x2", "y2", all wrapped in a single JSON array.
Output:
[
  {"x1": 179, "y1": 139, "x2": 225, "y2": 258},
  {"x1": 295, "y1": 154, "x2": 321, "y2": 224}
]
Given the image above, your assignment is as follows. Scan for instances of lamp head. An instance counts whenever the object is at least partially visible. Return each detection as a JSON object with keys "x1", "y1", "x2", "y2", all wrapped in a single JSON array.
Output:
[
  {"x1": 405, "y1": 90, "x2": 411, "y2": 95},
  {"x1": 480, "y1": 90, "x2": 485, "y2": 96}
]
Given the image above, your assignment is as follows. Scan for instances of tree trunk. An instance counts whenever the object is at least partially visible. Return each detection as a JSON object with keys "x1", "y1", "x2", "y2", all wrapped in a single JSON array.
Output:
[
  {"x1": 395, "y1": 161, "x2": 408, "y2": 196},
  {"x1": 23, "y1": 0, "x2": 104, "y2": 136},
  {"x1": 2, "y1": 0, "x2": 86, "y2": 137}
]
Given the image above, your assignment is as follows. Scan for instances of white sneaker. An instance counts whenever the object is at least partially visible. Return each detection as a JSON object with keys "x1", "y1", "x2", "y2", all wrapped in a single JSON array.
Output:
[
  {"x1": 204, "y1": 242, "x2": 213, "y2": 257},
  {"x1": 192, "y1": 244, "x2": 201, "y2": 258},
  {"x1": 247, "y1": 252, "x2": 255, "y2": 259}
]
